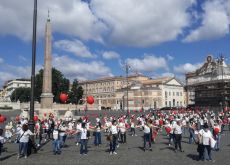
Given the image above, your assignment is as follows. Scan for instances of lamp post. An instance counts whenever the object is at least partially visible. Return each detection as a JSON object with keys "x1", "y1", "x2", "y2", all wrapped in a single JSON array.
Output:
[
  {"x1": 220, "y1": 55, "x2": 225, "y2": 112},
  {"x1": 216, "y1": 55, "x2": 225, "y2": 112},
  {"x1": 125, "y1": 63, "x2": 130, "y2": 116},
  {"x1": 29, "y1": 0, "x2": 37, "y2": 133}
]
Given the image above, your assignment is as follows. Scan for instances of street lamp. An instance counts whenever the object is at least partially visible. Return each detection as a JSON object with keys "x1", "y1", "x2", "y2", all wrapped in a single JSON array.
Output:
[
  {"x1": 217, "y1": 55, "x2": 225, "y2": 112},
  {"x1": 124, "y1": 62, "x2": 131, "y2": 116},
  {"x1": 29, "y1": 0, "x2": 37, "y2": 133}
]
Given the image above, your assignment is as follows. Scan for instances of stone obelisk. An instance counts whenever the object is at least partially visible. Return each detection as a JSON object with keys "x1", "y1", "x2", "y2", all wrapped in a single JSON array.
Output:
[{"x1": 40, "y1": 15, "x2": 53, "y2": 110}]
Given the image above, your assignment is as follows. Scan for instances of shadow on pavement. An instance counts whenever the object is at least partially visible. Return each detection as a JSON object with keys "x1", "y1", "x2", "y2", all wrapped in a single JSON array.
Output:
[
  {"x1": 186, "y1": 154, "x2": 199, "y2": 161},
  {"x1": 159, "y1": 147, "x2": 175, "y2": 151},
  {"x1": 0, "y1": 153, "x2": 17, "y2": 161},
  {"x1": 138, "y1": 146, "x2": 145, "y2": 152}
]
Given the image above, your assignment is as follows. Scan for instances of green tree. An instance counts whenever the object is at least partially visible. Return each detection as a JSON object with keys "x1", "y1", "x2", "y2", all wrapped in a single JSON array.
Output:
[
  {"x1": 10, "y1": 87, "x2": 31, "y2": 102},
  {"x1": 69, "y1": 79, "x2": 84, "y2": 104},
  {"x1": 35, "y1": 68, "x2": 70, "y2": 103}
]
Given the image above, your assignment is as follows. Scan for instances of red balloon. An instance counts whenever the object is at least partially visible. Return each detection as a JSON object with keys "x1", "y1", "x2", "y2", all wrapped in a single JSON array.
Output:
[
  {"x1": 34, "y1": 115, "x2": 38, "y2": 122},
  {"x1": 59, "y1": 93, "x2": 68, "y2": 103},
  {"x1": 165, "y1": 127, "x2": 171, "y2": 134},
  {"x1": 87, "y1": 96, "x2": 94, "y2": 104},
  {"x1": 0, "y1": 115, "x2": 5, "y2": 123},
  {"x1": 214, "y1": 127, "x2": 220, "y2": 134}
]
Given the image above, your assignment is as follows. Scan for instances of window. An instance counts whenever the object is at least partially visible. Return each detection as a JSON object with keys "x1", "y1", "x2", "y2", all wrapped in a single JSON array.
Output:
[
  {"x1": 173, "y1": 92, "x2": 175, "y2": 96},
  {"x1": 169, "y1": 92, "x2": 171, "y2": 96},
  {"x1": 165, "y1": 101, "x2": 167, "y2": 106}
]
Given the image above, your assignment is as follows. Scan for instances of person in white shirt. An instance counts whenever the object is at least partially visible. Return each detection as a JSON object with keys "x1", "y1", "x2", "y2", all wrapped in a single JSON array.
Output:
[
  {"x1": 75, "y1": 120, "x2": 82, "y2": 146},
  {"x1": 52, "y1": 125, "x2": 61, "y2": 155},
  {"x1": 173, "y1": 121, "x2": 183, "y2": 152},
  {"x1": 93, "y1": 121, "x2": 102, "y2": 146},
  {"x1": 109, "y1": 120, "x2": 118, "y2": 155},
  {"x1": 79, "y1": 122, "x2": 89, "y2": 155},
  {"x1": 198, "y1": 123, "x2": 213, "y2": 161},
  {"x1": 119, "y1": 120, "x2": 126, "y2": 143},
  {"x1": 17, "y1": 124, "x2": 34, "y2": 159},
  {"x1": 141, "y1": 121, "x2": 152, "y2": 151},
  {"x1": 58, "y1": 123, "x2": 67, "y2": 148},
  {"x1": 130, "y1": 119, "x2": 137, "y2": 136}
]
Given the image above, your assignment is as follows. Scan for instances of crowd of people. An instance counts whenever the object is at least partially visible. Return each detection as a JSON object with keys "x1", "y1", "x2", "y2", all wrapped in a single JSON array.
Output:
[{"x1": 0, "y1": 109, "x2": 230, "y2": 162}]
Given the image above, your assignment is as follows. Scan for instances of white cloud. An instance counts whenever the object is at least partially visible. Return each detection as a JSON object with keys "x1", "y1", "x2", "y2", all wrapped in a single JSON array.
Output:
[
  {"x1": 0, "y1": 0, "x2": 196, "y2": 47},
  {"x1": 0, "y1": 58, "x2": 42, "y2": 88},
  {"x1": 54, "y1": 39, "x2": 95, "y2": 58},
  {"x1": 161, "y1": 72, "x2": 175, "y2": 77},
  {"x1": 184, "y1": 0, "x2": 230, "y2": 42},
  {"x1": 174, "y1": 63, "x2": 202, "y2": 74},
  {"x1": 166, "y1": 54, "x2": 174, "y2": 61},
  {"x1": 102, "y1": 51, "x2": 120, "y2": 60},
  {"x1": 91, "y1": 0, "x2": 195, "y2": 47},
  {"x1": 5, "y1": 0, "x2": 230, "y2": 46},
  {"x1": 126, "y1": 55, "x2": 168, "y2": 72},
  {"x1": 53, "y1": 55, "x2": 113, "y2": 81},
  {"x1": 0, "y1": 0, "x2": 106, "y2": 42}
]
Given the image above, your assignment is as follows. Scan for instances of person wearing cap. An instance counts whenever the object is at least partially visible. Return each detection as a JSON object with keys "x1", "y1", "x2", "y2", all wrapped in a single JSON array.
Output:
[{"x1": 198, "y1": 123, "x2": 214, "y2": 161}]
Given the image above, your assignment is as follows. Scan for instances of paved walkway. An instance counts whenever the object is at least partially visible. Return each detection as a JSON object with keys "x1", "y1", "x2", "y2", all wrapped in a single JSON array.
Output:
[{"x1": 1, "y1": 126, "x2": 230, "y2": 165}]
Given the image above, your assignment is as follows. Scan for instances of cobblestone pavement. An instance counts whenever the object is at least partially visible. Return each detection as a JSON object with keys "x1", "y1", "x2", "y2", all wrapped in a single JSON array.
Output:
[{"x1": 0, "y1": 110, "x2": 230, "y2": 165}]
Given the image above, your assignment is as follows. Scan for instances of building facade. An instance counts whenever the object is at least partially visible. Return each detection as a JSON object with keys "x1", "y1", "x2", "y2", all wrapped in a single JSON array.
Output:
[
  {"x1": 2, "y1": 79, "x2": 31, "y2": 101},
  {"x1": 142, "y1": 77, "x2": 185, "y2": 109},
  {"x1": 79, "y1": 75, "x2": 185, "y2": 110},
  {"x1": 79, "y1": 75, "x2": 149, "y2": 110},
  {"x1": 186, "y1": 55, "x2": 230, "y2": 109}
]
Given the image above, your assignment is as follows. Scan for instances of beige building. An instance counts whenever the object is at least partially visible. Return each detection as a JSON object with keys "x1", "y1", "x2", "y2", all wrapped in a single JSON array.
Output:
[
  {"x1": 79, "y1": 75, "x2": 185, "y2": 110},
  {"x1": 79, "y1": 74, "x2": 149, "y2": 110},
  {"x1": 1, "y1": 79, "x2": 31, "y2": 101}
]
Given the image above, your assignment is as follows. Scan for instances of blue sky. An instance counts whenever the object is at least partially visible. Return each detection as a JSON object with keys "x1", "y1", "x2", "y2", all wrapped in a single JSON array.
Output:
[{"x1": 0, "y1": 0, "x2": 230, "y2": 88}]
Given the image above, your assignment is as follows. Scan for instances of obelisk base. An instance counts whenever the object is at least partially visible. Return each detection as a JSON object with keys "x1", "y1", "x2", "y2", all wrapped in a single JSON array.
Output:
[{"x1": 40, "y1": 93, "x2": 53, "y2": 109}]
